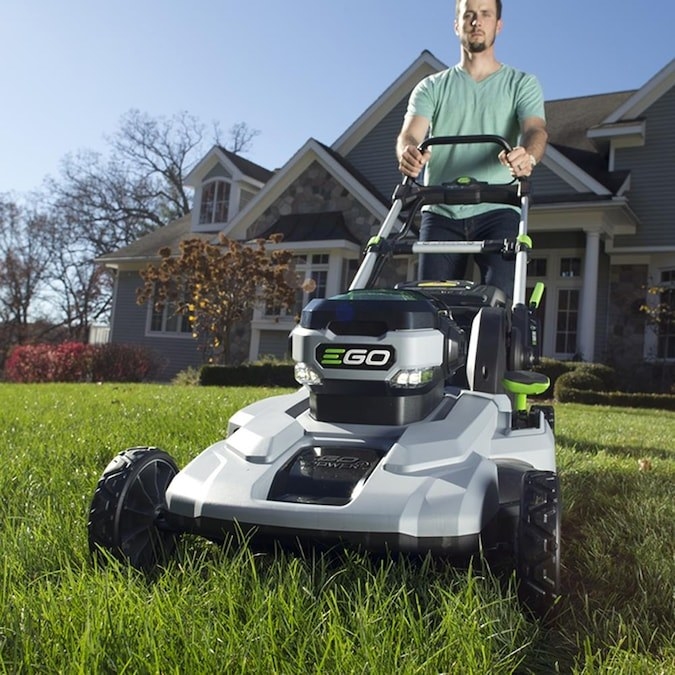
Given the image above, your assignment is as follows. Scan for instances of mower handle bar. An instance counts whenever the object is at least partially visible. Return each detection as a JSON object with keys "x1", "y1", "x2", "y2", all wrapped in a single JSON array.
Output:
[
  {"x1": 418, "y1": 134, "x2": 513, "y2": 154},
  {"x1": 350, "y1": 135, "x2": 530, "y2": 302},
  {"x1": 400, "y1": 135, "x2": 518, "y2": 191}
]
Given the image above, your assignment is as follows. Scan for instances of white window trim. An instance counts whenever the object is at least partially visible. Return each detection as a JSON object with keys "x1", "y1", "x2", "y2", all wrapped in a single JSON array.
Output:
[
  {"x1": 144, "y1": 290, "x2": 194, "y2": 340},
  {"x1": 527, "y1": 249, "x2": 584, "y2": 359},
  {"x1": 249, "y1": 247, "x2": 359, "y2": 361},
  {"x1": 192, "y1": 178, "x2": 243, "y2": 232}
]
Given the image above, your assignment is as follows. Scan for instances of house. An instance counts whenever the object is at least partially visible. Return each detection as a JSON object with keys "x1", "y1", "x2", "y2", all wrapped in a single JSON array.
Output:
[{"x1": 98, "y1": 52, "x2": 675, "y2": 381}]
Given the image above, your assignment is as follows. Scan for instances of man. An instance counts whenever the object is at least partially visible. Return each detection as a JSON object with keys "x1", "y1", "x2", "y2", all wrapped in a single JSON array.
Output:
[{"x1": 396, "y1": 0, "x2": 548, "y2": 298}]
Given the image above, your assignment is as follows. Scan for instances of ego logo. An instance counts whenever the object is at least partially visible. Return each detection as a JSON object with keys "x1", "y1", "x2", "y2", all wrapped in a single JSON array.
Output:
[{"x1": 317, "y1": 344, "x2": 394, "y2": 369}]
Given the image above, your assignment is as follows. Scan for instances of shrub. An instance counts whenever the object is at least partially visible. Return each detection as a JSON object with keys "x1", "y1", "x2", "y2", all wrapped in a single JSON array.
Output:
[
  {"x1": 577, "y1": 363, "x2": 616, "y2": 390},
  {"x1": 4, "y1": 342, "x2": 92, "y2": 383},
  {"x1": 534, "y1": 359, "x2": 617, "y2": 398},
  {"x1": 556, "y1": 388, "x2": 675, "y2": 410},
  {"x1": 171, "y1": 366, "x2": 202, "y2": 386},
  {"x1": 4, "y1": 342, "x2": 157, "y2": 383},
  {"x1": 200, "y1": 364, "x2": 296, "y2": 387},
  {"x1": 554, "y1": 370, "x2": 605, "y2": 401},
  {"x1": 89, "y1": 343, "x2": 157, "y2": 382}
]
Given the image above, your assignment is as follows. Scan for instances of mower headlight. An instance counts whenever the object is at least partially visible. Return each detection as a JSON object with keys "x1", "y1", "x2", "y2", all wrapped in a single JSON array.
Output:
[
  {"x1": 294, "y1": 362, "x2": 323, "y2": 386},
  {"x1": 389, "y1": 367, "x2": 435, "y2": 389}
]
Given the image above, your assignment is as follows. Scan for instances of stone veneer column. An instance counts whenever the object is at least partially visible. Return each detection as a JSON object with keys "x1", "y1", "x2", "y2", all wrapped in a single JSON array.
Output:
[{"x1": 578, "y1": 229, "x2": 601, "y2": 361}]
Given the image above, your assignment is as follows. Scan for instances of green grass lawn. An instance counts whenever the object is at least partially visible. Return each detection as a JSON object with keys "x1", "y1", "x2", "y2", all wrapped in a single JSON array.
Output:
[{"x1": 0, "y1": 383, "x2": 673, "y2": 673}]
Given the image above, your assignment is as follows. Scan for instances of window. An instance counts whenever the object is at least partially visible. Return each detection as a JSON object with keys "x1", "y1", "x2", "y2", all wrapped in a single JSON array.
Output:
[
  {"x1": 199, "y1": 180, "x2": 230, "y2": 224},
  {"x1": 657, "y1": 270, "x2": 675, "y2": 359},
  {"x1": 149, "y1": 288, "x2": 192, "y2": 335},
  {"x1": 528, "y1": 258, "x2": 547, "y2": 277},
  {"x1": 555, "y1": 289, "x2": 579, "y2": 354},
  {"x1": 265, "y1": 253, "x2": 330, "y2": 318},
  {"x1": 560, "y1": 257, "x2": 581, "y2": 278}
]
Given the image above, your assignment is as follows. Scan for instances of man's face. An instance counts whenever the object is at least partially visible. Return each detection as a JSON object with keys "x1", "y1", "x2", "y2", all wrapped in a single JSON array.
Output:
[{"x1": 455, "y1": 0, "x2": 502, "y2": 53}]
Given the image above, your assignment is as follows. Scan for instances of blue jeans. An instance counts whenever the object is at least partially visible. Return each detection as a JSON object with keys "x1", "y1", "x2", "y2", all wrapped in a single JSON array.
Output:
[{"x1": 419, "y1": 208, "x2": 519, "y2": 299}]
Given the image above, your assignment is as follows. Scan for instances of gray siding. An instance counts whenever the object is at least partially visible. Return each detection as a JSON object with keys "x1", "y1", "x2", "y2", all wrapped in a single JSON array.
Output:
[
  {"x1": 110, "y1": 270, "x2": 204, "y2": 380},
  {"x1": 239, "y1": 187, "x2": 255, "y2": 212},
  {"x1": 204, "y1": 164, "x2": 232, "y2": 180},
  {"x1": 531, "y1": 164, "x2": 584, "y2": 196},
  {"x1": 614, "y1": 86, "x2": 675, "y2": 248},
  {"x1": 345, "y1": 97, "x2": 409, "y2": 198}
]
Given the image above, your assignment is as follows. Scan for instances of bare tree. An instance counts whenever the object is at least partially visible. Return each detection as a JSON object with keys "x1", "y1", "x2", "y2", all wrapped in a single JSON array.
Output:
[
  {"x1": 0, "y1": 196, "x2": 55, "y2": 363},
  {"x1": 46, "y1": 109, "x2": 207, "y2": 259},
  {"x1": 224, "y1": 122, "x2": 261, "y2": 154},
  {"x1": 43, "y1": 212, "x2": 113, "y2": 341},
  {"x1": 47, "y1": 111, "x2": 260, "y2": 259},
  {"x1": 108, "y1": 109, "x2": 205, "y2": 221},
  {"x1": 23, "y1": 111, "x2": 262, "y2": 346}
]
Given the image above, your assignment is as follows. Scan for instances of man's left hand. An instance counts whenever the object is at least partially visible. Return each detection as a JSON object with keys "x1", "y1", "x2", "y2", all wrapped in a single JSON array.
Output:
[{"x1": 498, "y1": 146, "x2": 536, "y2": 178}]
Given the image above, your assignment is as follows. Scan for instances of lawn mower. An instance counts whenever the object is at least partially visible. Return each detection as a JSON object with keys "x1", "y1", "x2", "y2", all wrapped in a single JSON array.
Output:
[{"x1": 88, "y1": 135, "x2": 561, "y2": 617}]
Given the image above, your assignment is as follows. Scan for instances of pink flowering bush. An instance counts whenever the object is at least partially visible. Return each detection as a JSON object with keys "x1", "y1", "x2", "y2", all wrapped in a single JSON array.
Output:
[{"x1": 4, "y1": 342, "x2": 157, "y2": 383}]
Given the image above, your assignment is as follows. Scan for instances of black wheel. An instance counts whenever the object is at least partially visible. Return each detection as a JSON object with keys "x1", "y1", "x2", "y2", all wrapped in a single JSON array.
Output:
[
  {"x1": 516, "y1": 470, "x2": 561, "y2": 619},
  {"x1": 88, "y1": 446, "x2": 179, "y2": 572}
]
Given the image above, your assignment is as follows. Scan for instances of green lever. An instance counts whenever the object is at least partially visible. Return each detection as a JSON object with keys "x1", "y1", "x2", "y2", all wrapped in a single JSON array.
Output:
[
  {"x1": 502, "y1": 370, "x2": 550, "y2": 412},
  {"x1": 529, "y1": 281, "x2": 545, "y2": 309}
]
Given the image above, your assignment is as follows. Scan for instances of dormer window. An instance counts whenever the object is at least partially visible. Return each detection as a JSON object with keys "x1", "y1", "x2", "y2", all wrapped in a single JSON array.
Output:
[{"x1": 199, "y1": 179, "x2": 231, "y2": 224}]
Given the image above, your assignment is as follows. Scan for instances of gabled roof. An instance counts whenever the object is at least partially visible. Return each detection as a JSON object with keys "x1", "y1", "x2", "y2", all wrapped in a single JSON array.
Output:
[
  {"x1": 332, "y1": 50, "x2": 446, "y2": 156},
  {"x1": 543, "y1": 91, "x2": 637, "y2": 193},
  {"x1": 219, "y1": 138, "x2": 393, "y2": 241},
  {"x1": 318, "y1": 141, "x2": 390, "y2": 205},
  {"x1": 545, "y1": 91, "x2": 636, "y2": 152},
  {"x1": 184, "y1": 145, "x2": 273, "y2": 187},
  {"x1": 218, "y1": 146, "x2": 275, "y2": 183},
  {"x1": 601, "y1": 58, "x2": 675, "y2": 124},
  {"x1": 96, "y1": 214, "x2": 203, "y2": 266}
]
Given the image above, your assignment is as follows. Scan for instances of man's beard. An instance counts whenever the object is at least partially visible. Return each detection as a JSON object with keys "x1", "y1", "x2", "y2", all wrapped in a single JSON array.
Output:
[
  {"x1": 467, "y1": 40, "x2": 487, "y2": 52},
  {"x1": 464, "y1": 32, "x2": 493, "y2": 53}
]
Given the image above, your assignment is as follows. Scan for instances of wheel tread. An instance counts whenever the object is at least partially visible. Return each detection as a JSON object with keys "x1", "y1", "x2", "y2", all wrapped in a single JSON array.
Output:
[{"x1": 87, "y1": 446, "x2": 179, "y2": 571}]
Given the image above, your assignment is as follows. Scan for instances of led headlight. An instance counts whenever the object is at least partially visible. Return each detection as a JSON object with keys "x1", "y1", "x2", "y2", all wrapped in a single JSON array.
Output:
[
  {"x1": 389, "y1": 367, "x2": 436, "y2": 389},
  {"x1": 294, "y1": 362, "x2": 323, "y2": 386}
]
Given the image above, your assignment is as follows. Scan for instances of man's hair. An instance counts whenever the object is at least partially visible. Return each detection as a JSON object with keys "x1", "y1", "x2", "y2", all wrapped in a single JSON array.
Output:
[{"x1": 456, "y1": 0, "x2": 502, "y2": 20}]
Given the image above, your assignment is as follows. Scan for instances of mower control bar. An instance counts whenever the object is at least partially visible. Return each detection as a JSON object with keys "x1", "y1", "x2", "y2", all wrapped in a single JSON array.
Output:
[{"x1": 349, "y1": 134, "x2": 533, "y2": 293}]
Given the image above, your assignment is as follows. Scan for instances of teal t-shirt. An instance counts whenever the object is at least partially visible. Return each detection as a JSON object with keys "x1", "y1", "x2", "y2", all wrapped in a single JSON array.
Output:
[{"x1": 406, "y1": 64, "x2": 545, "y2": 218}]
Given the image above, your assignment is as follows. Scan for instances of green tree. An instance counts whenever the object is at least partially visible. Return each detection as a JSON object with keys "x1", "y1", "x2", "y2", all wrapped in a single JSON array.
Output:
[{"x1": 137, "y1": 235, "x2": 295, "y2": 364}]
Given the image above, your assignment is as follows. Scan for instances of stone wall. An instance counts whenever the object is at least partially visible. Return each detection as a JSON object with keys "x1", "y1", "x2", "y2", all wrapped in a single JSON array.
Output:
[
  {"x1": 248, "y1": 162, "x2": 379, "y2": 243},
  {"x1": 605, "y1": 263, "x2": 648, "y2": 364}
]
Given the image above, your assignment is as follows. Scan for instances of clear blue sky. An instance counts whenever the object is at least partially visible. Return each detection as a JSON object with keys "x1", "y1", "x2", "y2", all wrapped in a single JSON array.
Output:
[{"x1": 2, "y1": 0, "x2": 674, "y2": 195}]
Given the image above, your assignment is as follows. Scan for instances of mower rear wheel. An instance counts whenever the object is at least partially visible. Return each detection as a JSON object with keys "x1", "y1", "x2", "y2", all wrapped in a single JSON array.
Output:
[
  {"x1": 516, "y1": 470, "x2": 561, "y2": 619},
  {"x1": 88, "y1": 446, "x2": 179, "y2": 572}
]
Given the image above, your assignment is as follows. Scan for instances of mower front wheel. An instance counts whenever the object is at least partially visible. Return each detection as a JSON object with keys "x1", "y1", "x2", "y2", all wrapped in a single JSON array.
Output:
[
  {"x1": 516, "y1": 470, "x2": 561, "y2": 620},
  {"x1": 88, "y1": 446, "x2": 179, "y2": 572}
]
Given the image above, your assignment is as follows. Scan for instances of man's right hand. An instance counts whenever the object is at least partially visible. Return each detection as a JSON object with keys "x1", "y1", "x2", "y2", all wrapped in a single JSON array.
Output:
[{"x1": 398, "y1": 144, "x2": 432, "y2": 178}]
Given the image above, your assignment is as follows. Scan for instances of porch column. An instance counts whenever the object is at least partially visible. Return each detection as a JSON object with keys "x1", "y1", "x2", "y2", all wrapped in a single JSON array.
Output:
[{"x1": 578, "y1": 229, "x2": 601, "y2": 361}]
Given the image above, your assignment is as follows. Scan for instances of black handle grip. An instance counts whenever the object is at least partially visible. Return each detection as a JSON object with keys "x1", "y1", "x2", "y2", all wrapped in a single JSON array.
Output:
[
  {"x1": 418, "y1": 134, "x2": 513, "y2": 154},
  {"x1": 399, "y1": 135, "x2": 517, "y2": 189}
]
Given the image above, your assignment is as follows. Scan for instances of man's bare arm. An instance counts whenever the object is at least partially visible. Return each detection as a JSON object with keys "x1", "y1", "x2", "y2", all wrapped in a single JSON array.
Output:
[
  {"x1": 396, "y1": 114, "x2": 431, "y2": 178},
  {"x1": 499, "y1": 116, "x2": 548, "y2": 177},
  {"x1": 521, "y1": 116, "x2": 548, "y2": 163}
]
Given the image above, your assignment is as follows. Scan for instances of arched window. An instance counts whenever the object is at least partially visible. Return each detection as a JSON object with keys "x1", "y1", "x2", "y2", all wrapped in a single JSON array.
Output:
[{"x1": 199, "y1": 180, "x2": 231, "y2": 224}]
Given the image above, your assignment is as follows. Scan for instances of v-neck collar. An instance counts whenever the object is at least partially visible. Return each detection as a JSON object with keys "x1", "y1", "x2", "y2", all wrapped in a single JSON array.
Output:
[{"x1": 456, "y1": 63, "x2": 504, "y2": 84}]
